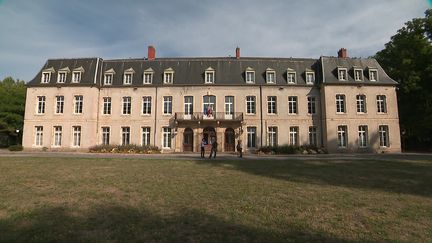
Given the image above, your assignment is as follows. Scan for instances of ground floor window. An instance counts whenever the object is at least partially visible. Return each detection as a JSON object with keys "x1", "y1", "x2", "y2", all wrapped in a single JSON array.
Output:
[
  {"x1": 142, "y1": 127, "x2": 151, "y2": 146},
  {"x1": 289, "y1": 126, "x2": 299, "y2": 146},
  {"x1": 358, "y1": 125, "x2": 368, "y2": 148},
  {"x1": 308, "y1": 126, "x2": 317, "y2": 146},
  {"x1": 163, "y1": 127, "x2": 172, "y2": 148},
  {"x1": 379, "y1": 125, "x2": 389, "y2": 147},
  {"x1": 102, "y1": 127, "x2": 110, "y2": 145},
  {"x1": 337, "y1": 125, "x2": 347, "y2": 148},
  {"x1": 72, "y1": 126, "x2": 81, "y2": 147},
  {"x1": 35, "y1": 126, "x2": 43, "y2": 146},
  {"x1": 53, "y1": 126, "x2": 62, "y2": 147},
  {"x1": 247, "y1": 127, "x2": 256, "y2": 148},
  {"x1": 122, "y1": 127, "x2": 130, "y2": 146},
  {"x1": 268, "y1": 126, "x2": 277, "y2": 147}
]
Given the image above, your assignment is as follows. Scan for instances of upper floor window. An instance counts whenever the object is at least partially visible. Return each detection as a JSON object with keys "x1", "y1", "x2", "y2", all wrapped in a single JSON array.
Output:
[
  {"x1": 123, "y1": 68, "x2": 134, "y2": 85},
  {"x1": 245, "y1": 67, "x2": 255, "y2": 84},
  {"x1": 369, "y1": 68, "x2": 378, "y2": 81},
  {"x1": 142, "y1": 96, "x2": 152, "y2": 115},
  {"x1": 143, "y1": 68, "x2": 154, "y2": 84},
  {"x1": 203, "y1": 95, "x2": 216, "y2": 118},
  {"x1": 55, "y1": 96, "x2": 64, "y2": 114},
  {"x1": 338, "y1": 67, "x2": 348, "y2": 81},
  {"x1": 205, "y1": 67, "x2": 215, "y2": 84},
  {"x1": 377, "y1": 95, "x2": 387, "y2": 113},
  {"x1": 287, "y1": 69, "x2": 296, "y2": 84},
  {"x1": 74, "y1": 95, "x2": 83, "y2": 114},
  {"x1": 163, "y1": 96, "x2": 172, "y2": 114},
  {"x1": 354, "y1": 68, "x2": 363, "y2": 81},
  {"x1": 104, "y1": 68, "x2": 115, "y2": 85},
  {"x1": 41, "y1": 67, "x2": 55, "y2": 83},
  {"x1": 184, "y1": 96, "x2": 193, "y2": 116},
  {"x1": 37, "y1": 96, "x2": 46, "y2": 114},
  {"x1": 266, "y1": 68, "x2": 276, "y2": 84},
  {"x1": 72, "y1": 66, "x2": 84, "y2": 83},
  {"x1": 122, "y1": 96, "x2": 131, "y2": 115},
  {"x1": 305, "y1": 70, "x2": 315, "y2": 84},
  {"x1": 307, "y1": 96, "x2": 316, "y2": 115},
  {"x1": 288, "y1": 96, "x2": 297, "y2": 114},
  {"x1": 356, "y1": 95, "x2": 366, "y2": 113},
  {"x1": 164, "y1": 68, "x2": 174, "y2": 84},
  {"x1": 246, "y1": 96, "x2": 256, "y2": 114},
  {"x1": 103, "y1": 97, "x2": 111, "y2": 115},
  {"x1": 336, "y1": 94, "x2": 346, "y2": 113},
  {"x1": 267, "y1": 96, "x2": 277, "y2": 114}
]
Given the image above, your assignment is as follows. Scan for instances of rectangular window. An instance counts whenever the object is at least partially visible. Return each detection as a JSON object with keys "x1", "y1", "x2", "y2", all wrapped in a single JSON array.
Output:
[
  {"x1": 72, "y1": 126, "x2": 81, "y2": 147},
  {"x1": 184, "y1": 96, "x2": 193, "y2": 115},
  {"x1": 164, "y1": 73, "x2": 173, "y2": 84},
  {"x1": 163, "y1": 127, "x2": 172, "y2": 148},
  {"x1": 225, "y1": 96, "x2": 234, "y2": 115},
  {"x1": 121, "y1": 127, "x2": 130, "y2": 146},
  {"x1": 103, "y1": 97, "x2": 111, "y2": 115},
  {"x1": 369, "y1": 69, "x2": 378, "y2": 81},
  {"x1": 354, "y1": 69, "x2": 363, "y2": 81},
  {"x1": 55, "y1": 96, "x2": 64, "y2": 114},
  {"x1": 163, "y1": 96, "x2": 172, "y2": 115},
  {"x1": 246, "y1": 96, "x2": 256, "y2": 114},
  {"x1": 289, "y1": 126, "x2": 299, "y2": 146},
  {"x1": 307, "y1": 96, "x2": 316, "y2": 115},
  {"x1": 57, "y1": 72, "x2": 66, "y2": 83},
  {"x1": 122, "y1": 96, "x2": 131, "y2": 115},
  {"x1": 306, "y1": 72, "x2": 315, "y2": 84},
  {"x1": 268, "y1": 126, "x2": 278, "y2": 146},
  {"x1": 205, "y1": 72, "x2": 215, "y2": 83},
  {"x1": 338, "y1": 68, "x2": 348, "y2": 81},
  {"x1": 42, "y1": 72, "x2": 51, "y2": 83},
  {"x1": 377, "y1": 95, "x2": 387, "y2": 113},
  {"x1": 337, "y1": 125, "x2": 347, "y2": 148},
  {"x1": 72, "y1": 71, "x2": 81, "y2": 83},
  {"x1": 37, "y1": 96, "x2": 46, "y2": 114},
  {"x1": 102, "y1": 127, "x2": 110, "y2": 145},
  {"x1": 287, "y1": 72, "x2": 296, "y2": 84},
  {"x1": 336, "y1": 94, "x2": 346, "y2": 113},
  {"x1": 124, "y1": 73, "x2": 132, "y2": 85},
  {"x1": 266, "y1": 71, "x2": 276, "y2": 84},
  {"x1": 142, "y1": 96, "x2": 152, "y2": 115},
  {"x1": 308, "y1": 126, "x2": 317, "y2": 146},
  {"x1": 356, "y1": 95, "x2": 366, "y2": 113},
  {"x1": 142, "y1": 127, "x2": 151, "y2": 146},
  {"x1": 379, "y1": 125, "x2": 389, "y2": 147},
  {"x1": 74, "y1": 95, "x2": 83, "y2": 114},
  {"x1": 358, "y1": 125, "x2": 368, "y2": 148},
  {"x1": 104, "y1": 74, "x2": 113, "y2": 85},
  {"x1": 288, "y1": 96, "x2": 297, "y2": 114},
  {"x1": 144, "y1": 72, "x2": 153, "y2": 84},
  {"x1": 246, "y1": 71, "x2": 255, "y2": 83},
  {"x1": 267, "y1": 96, "x2": 277, "y2": 114},
  {"x1": 247, "y1": 127, "x2": 256, "y2": 148},
  {"x1": 53, "y1": 126, "x2": 62, "y2": 147},
  {"x1": 35, "y1": 126, "x2": 43, "y2": 146}
]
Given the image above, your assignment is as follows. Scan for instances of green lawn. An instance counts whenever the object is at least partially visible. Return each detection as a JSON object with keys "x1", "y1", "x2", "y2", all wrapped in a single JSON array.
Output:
[{"x1": 0, "y1": 155, "x2": 431, "y2": 242}]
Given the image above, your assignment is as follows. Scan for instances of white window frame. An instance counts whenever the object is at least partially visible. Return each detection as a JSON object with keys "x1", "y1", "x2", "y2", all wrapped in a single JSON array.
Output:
[
  {"x1": 53, "y1": 126, "x2": 62, "y2": 147},
  {"x1": 268, "y1": 126, "x2": 278, "y2": 147},
  {"x1": 164, "y1": 68, "x2": 174, "y2": 84},
  {"x1": 57, "y1": 72, "x2": 67, "y2": 83},
  {"x1": 358, "y1": 125, "x2": 368, "y2": 148},
  {"x1": 37, "y1": 96, "x2": 46, "y2": 114},
  {"x1": 338, "y1": 67, "x2": 348, "y2": 81},
  {"x1": 104, "y1": 74, "x2": 113, "y2": 85},
  {"x1": 35, "y1": 126, "x2": 43, "y2": 147},
  {"x1": 72, "y1": 126, "x2": 81, "y2": 147},
  {"x1": 288, "y1": 96, "x2": 297, "y2": 115},
  {"x1": 356, "y1": 95, "x2": 366, "y2": 113},
  {"x1": 102, "y1": 127, "x2": 110, "y2": 145},
  {"x1": 184, "y1": 96, "x2": 193, "y2": 116},
  {"x1": 308, "y1": 126, "x2": 317, "y2": 146},
  {"x1": 205, "y1": 67, "x2": 215, "y2": 84},
  {"x1": 354, "y1": 68, "x2": 363, "y2": 81},
  {"x1": 289, "y1": 126, "x2": 299, "y2": 146},
  {"x1": 123, "y1": 72, "x2": 133, "y2": 85},
  {"x1": 266, "y1": 69, "x2": 276, "y2": 84},
  {"x1": 247, "y1": 126, "x2": 256, "y2": 148},
  {"x1": 267, "y1": 96, "x2": 277, "y2": 114},
  {"x1": 245, "y1": 68, "x2": 255, "y2": 84},
  {"x1": 305, "y1": 71, "x2": 315, "y2": 84},
  {"x1": 162, "y1": 127, "x2": 172, "y2": 148},
  {"x1": 122, "y1": 96, "x2": 132, "y2": 115},
  {"x1": 41, "y1": 72, "x2": 51, "y2": 83},
  {"x1": 142, "y1": 96, "x2": 152, "y2": 115},
  {"x1": 103, "y1": 97, "x2": 111, "y2": 115},
  {"x1": 337, "y1": 125, "x2": 347, "y2": 148},
  {"x1": 121, "y1": 127, "x2": 130, "y2": 146},
  {"x1": 225, "y1": 96, "x2": 234, "y2": 116},
  {"x1": 55, "y1": 95, "x2": 64, "y2": 114},
  {"x1": 369, "y1": 68, "x2": 378, "y2": 81},
  {"x1": 74, "y1": 95, "x2": 83, "y2": 114},
  {"x1": 142, "y1": 127, "x2": 151, "y2": 146},
  {"x1": 379, "y1": 125, "x2": 389, "y2": 147},
  {"x1": 336, "y1": 94, "x2": 346, "y2": 114},
  {"x1": 246, "y1": 96, "x2": 256, "y2": 114},
  {"x1": 307, "y1": 96, "x2": 316, "y2": 115},
  {"x1": 377, "y1": 95, "x2": 387, "y2": 113},
  {"x1": 163, "y1": 96, "x2": 172, "y2": 115},
  {"x1": 287, "y1": 71, "x2": 296, "y2": 84},
  {"x1": 72, "y1": 71, "x2": 81, "y2": 83},
  {"x1": 143, "y1": 69, "x2": 154, "y2": 84}
]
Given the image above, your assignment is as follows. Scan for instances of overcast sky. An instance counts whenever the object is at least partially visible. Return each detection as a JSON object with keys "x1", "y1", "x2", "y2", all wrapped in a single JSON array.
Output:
[{"x1": 0, "y1": 0, "x2": 430, "y2": 81}]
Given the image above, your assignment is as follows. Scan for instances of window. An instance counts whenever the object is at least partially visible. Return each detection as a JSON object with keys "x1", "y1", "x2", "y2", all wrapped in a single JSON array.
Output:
[
  {"x1": 267, "y1": 96, "x2": 277, "y2": 114},
  {"x1": 143, "y1": 68, "x2": 154, "y2": 84},
  {"x1": 203, "y1": 95, "x2": 216, "y2": 118},
  {"x1": 337, "y1": 125, "x2": 347, "y2": 148},
  {"x1": 53, "y1": 126, "x2": 62, "y2": 147},
  {"x1": 356, "y1": 95, "x2": 366, "y2": 113},
  {"x1": 369, "y1": 69, "x2": 378, "y2": 81},
  {"x1": 35, "y1": 126, "x2": 43, "y2": 146},
  {"x1": 72, "y1": 126, "x2": 81, "y2": 147},
  {"x1": 74, "y1": 95, "x2": 83, "y2": 114},
  {"x1": 309, "y1": 126, "x2": 317, "y2": 146},
  {"x1": 358, "y1": 125, "x2": 368, "y2": 148},
  {"x1": 307, "y1": 96, "x2": 316, "y2": 115},
  {"x1": 247, "y1": 127, "x2": 256, "y2": 148},
  {"x1": 55, "y1": 96, "x2": 64, "y2": 114},
  {"x1": 37, "y1": 96, "x2": 46, "y2": 114},
  {"x1": 121, "y1": 127, "x2": 130, "y2": 146},
  {"x1": 266, "y1": 69, "x2": 276, "y2": 84},
  {"x1": 338, "y1": 68, "x2": 348, "y2": 81},
  {"x1": 142, "y1": 96, "x2": 152, "y2": 115},
  {"x1": 104, "y1": 74, "x2": 113, "y2": 85},
  {"x1": 123, "y1": 73, "x2": 132, "y2": 85},
  {"x1": 306, "y1": 71, "x2": 315, "y2": 84},
  {"x1": 164, "y1": 68, "x2": 174, "y2": 84},
  {"x1": 288, "y1": 96, "x2": 297, "y2": 114},
  {"x1": 163, "y1": 127, "x2": 172, "y2": 148},
  {"x1": 268, "y1": 126, "x2": 278, "y2": 146},
  {"x1": 246, "y1": 96, "x2": 256, "y2": 114},
  {"x1": 287, "y1": 71, "x2": 296, "y2": 84},
  {"x1": 102, "y1": 127, "x2": 110, "y2": 145},
  {"x1": 354, "y1": 69, "x2": 363, "y2": 81},
  {"x1": 245, "y1": 68, "x2": 255, "y2": 83},
  {"x1": 142, "y1": 127, "x2": 151, "y2": 146},
  {"x1": 289, "y1": 127, "x2": 299, "y2": 146},
  {"x1": 377, "y1": 95, "x2": 387, "y2": 113},
  {"x1": 163, "y1": 96, "x2": 172, "y2": 115},
  {"x1": 103, "y1": 97, "x2": 111, "y2": 115},
  {"x1": 41, "y1": 72, "x2": 51, "y2": 83},
  {"x1": 225, "y1": 96, "x2": 234, "y2": 116},
  {"x1": 72, "y1": 70, "x2": 82, "y2": 83},
  {"x1": 336, "y1": 94, "x2": 346, "y2": 113},
  {"x1": 57, "y1": 72, "x2": 67, "y2": 83},
  {"x1": 183, "y1": 96, "x2": 193, "y2": 116},
  {"x1": 205, "y1": 68, "x2": 215, "y2": 84},
  {"x1": 122, "y1": 97, "x2": 131, "y2": 115},
  {"x1": 379, "y1": 125, "x2": 389, "y2": 147}
]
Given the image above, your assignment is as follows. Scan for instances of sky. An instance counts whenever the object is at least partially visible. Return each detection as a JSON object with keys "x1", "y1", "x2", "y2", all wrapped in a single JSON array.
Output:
[{"x1": 0, "y1": 0, "x2": 430, "y2": 81}]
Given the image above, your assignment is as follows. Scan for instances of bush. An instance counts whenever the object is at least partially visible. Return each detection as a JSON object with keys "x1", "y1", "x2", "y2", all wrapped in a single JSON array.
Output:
[
  {"x1": 8, "y1": 144, "x2": 23, "y2": 151},
  {"x1": 258, "y1": 145, "x2": 325, "y2": 154},
  {"x1": 89, "y1": 144, "x2": 161, "y2": 154}
]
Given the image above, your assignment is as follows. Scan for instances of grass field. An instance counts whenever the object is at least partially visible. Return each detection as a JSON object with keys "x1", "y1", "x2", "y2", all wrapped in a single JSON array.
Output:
[{"x1": 0, "y1": 155, "x2": 431, "y2": 242}]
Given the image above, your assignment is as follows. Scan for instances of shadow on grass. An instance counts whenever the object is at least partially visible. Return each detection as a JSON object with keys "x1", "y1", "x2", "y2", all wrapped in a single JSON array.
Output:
[
  {"x1": 0, "y1": 204, "x2": 347, "y2": 243},
  {"x1": 195, "y1": 158, "x2": 432, "y2": 197}
]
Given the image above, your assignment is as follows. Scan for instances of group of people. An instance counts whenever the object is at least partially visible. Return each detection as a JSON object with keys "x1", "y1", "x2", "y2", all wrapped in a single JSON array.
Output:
[
  {"x1": 200, "y1": 137, "x2": 243, "y2": 158},
  {"x1": 203, "y1": 105, "x2": 214, "y2": 118}
]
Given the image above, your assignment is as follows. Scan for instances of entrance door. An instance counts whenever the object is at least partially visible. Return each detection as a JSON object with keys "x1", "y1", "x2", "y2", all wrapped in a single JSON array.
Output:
[
  {"x1": 183, "y1": 128, "x2": 193, "y2": 152},
  {"x1": 203, "y1": 127, "x2": 216, "y2": 152},
  {"x1": 225, "y1": 128, "x2": 235, "y2": 152}
]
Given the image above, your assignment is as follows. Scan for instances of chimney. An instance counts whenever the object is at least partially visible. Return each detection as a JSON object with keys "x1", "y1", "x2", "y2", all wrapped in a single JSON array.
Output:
[
  {"x1": 337, "y1": 48, "x2": 347, "y2": 58},
  {"x1": 235, "y1": 47, "x2": 240, "y2": 59},
  {"x1": 148, "y1": 45, "x2": 156, "y2": 60}
]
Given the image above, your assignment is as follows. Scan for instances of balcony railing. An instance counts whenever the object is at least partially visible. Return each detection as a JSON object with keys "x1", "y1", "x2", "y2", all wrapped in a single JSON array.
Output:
[{"x1": 175, "y1": 112, "x2": 243, "y2": 122}]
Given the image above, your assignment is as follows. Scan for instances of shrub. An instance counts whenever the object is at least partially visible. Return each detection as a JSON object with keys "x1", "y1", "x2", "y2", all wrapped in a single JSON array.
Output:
[
  {"x1": 258, "y1": 145, "x2": 325, "y2": 154},
  {"x1": 89, "y1": 144, "x2": 161, "y2": 154},
  {"x1": 8, "y1": 144, "x2": 23, "y2": 151}
]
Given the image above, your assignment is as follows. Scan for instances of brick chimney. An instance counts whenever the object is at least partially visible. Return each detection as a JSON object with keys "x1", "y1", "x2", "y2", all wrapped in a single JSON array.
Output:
[
  {"x1": 236, "y1": 47, "x2": 240, "y2": 59},
  {"x1": 337, "y1": 48, "x2": 347, "y2": 58},
  {"x1": 148, "y1": 45, "x2": 156, "y2": 60}
]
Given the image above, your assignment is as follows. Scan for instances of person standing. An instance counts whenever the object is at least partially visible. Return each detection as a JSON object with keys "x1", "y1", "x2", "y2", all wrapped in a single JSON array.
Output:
[
  {"x1": 209, "y1": 138, "x2": 218, "y2": 159},
  {"x1": 236, "y1": 140, "x2": 243, "y2": 158},
  {"x1": 200, "y1": 138, "x2": 206, "y2": 158}
]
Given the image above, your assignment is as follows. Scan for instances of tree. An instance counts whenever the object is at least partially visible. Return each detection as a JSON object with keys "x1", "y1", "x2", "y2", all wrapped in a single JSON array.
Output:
[{"x1": 375, "y1": 9, "x2": 432, "y2": 150}]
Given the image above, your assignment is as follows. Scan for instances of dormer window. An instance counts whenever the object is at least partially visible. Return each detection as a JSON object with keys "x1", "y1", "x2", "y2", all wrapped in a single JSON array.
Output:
[
  {"x1": 123, "y1": 68, "x2": 135, "y2": 85},
  {"x1": 104, "y1": 68, "x2": 115, "y2": 85},
  {"x1": 354, "y1": 68, "x2": 363, "y2": 81},
  {"x1": 245, "y1": 67, "x2": 255, "y2": 84},
  {"x1": 58, "y1": 72, "x2": 67, "y2": 83},
  {"x1": 305, "y1": 69, "x2": 315, "y2": 84},
  {"x1": 287, "y1": 69, "x2": 296, "y2": 84},
  {"x1": 338, "y1": 67, "x2": 348, "y2": 81},
  {"x1": 205, "y1": 67, "x2": 215, "y2": 84},
  {"x1": 72, "y1": 66, "x2": 84, "y2": 83},
  {"x1": 266, "y1": 68, "x2": 276, "y2": 84},
  {"x1": 41, "y1": 67, "x2": 55, "y2": 84},
  {"x1": 164, "y1": 68, "x2": 174, "y2": 84},
  {"x1": 369, "y1": 68, "x2": 378, "y2": 81},
  {"x1": 143, "y1": 67, "x2": 154, "y2": 84}
]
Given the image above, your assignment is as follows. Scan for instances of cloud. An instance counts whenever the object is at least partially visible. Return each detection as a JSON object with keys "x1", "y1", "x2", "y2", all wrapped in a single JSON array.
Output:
[{"x1": 0, "y1": 0, "x2": 429, "y2": 81}]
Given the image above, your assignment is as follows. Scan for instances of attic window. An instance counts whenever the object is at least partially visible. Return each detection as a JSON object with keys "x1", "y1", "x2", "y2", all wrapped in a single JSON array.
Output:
[
  {"x1": 369, "y1": 68, "x2": 378, "y2": 81},
  {"x1": 41, "y1": 72, "x2": 51, "y2": 83},
  {"x1": 245, "y1": 67, "x2": 255, "y2": 84},
  {"x1": 57, "y1": 67, "x2": 70, "y2": 84},
  {"x1": 164, "y1": 68, "x2": 174, "y2": 84},
  {"x1": 354, "y1": 68, "x2": 363, "y2": 81},
  {"x1": 338, "y1": 68, "x2": 348, "y2": 81},
  {"x1": 305, "y1": 69, "x2": 315, "y2": 84},
  {"x1": 266, "y1": 68, "x2": 276, "y2": 84},
  {"x1": 205, "y1": 67, "x2": 215, "y2": 84},
  {"x1": 72, "y1": 66, "x2": 84, "y2": 83},
  {"x1": 143, "y1": 67, "x2": 154, "y2": 84},
  {"x1": 123, "y1": 68, "x2": 135, "y2": 85},
  {"x1": 287, "y1": 69, "x2": 296, "y2": 84},
  {"x1": 104, "y1": 68, "x2": 115, "y2": 85}
]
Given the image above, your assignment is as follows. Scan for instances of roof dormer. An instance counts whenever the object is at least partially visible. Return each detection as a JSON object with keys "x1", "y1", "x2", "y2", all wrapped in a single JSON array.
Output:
[
  {"x1": 205, "y1": 67, "x2": 215, "y2": 84},
  {"x1": 143, "y1": 67, "x2": 154, "y2": 84},
  {"x1": 104, "y1": 68, "x2": 116, "y2": 85},
  {"x1": 287, "y1": 68, "x2": 296, "y2": 84},
  {"x1": 72, "y1": 66, "x2": 85, "y2": 83},
  {"x1": 41, "y1": 67, "x2": 55, "y2": 84},
  {"x1": 164, "y1": 67, "x2": 174, "y2": 84},
  {"x1": 123, "y1": 67, "x2": 135, "y2": 85},
  {"x1": 245, "y1": 67, "x2": 255, "y2": 84},
  {"x1": 266, "y1": 68, "x2": 276, "y2": 84},
  {"x1": 57, "y1": 67, "x2": 70, "y2": 84}
]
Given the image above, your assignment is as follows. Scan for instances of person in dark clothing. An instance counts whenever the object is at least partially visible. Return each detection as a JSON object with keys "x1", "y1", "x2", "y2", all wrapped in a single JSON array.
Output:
[
  {"x1": 200, "y1": 138, "x2": 206, "y2": 158},
  {"x1": 236, "y1": 140, "x2": 243, "y2": 158},
  {"x1": 209, "y1": 138, "x2": 218, "y2": 159}
]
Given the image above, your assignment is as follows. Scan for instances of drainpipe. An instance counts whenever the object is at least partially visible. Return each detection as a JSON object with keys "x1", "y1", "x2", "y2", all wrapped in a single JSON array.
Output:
[
  {"x1": 154, "y1": 86, "x2": 158, "y2": 146},
  {"x1": 259, "y1": 85, "x2": 263, "y2": 147}
]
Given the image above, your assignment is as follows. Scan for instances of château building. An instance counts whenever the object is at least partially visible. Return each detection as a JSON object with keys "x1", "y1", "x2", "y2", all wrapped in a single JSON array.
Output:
[{"x1": 22, "y1": 47, "x2": 401, "y2": 153}]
